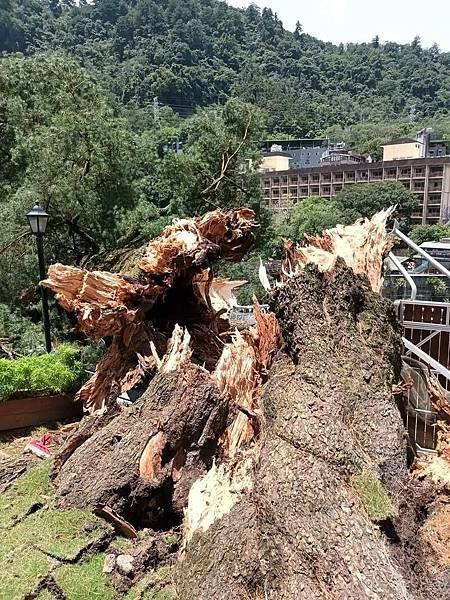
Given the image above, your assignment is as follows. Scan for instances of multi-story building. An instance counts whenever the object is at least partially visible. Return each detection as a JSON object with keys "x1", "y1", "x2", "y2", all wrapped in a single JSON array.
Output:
[{"x1": 262, "y1": 157, "x2": 450, "y2": 225}]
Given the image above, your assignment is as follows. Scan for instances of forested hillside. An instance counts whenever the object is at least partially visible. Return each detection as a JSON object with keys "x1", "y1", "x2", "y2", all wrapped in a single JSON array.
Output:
[
  {"x1": 1, "y1": 0, "x2": 450, "y2": 136},
  {"x1": 0, "y1": 0, "x2": 449, "y2": 336}
]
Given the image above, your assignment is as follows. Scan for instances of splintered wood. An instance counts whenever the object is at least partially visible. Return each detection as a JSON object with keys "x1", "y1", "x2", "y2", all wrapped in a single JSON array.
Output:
[
  {"x1": 282, "y1": 207, "x2": 395, "y2": 292},
  {"x1": 214, "y1": 301, "x2": 281, "y2": 456},
  {"x1": 42, "y1": 208, "x2": 257, "y2": 412}
]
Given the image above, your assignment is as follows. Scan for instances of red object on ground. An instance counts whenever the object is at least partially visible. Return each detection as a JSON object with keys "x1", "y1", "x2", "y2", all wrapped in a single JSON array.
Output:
[{"x1": 24, "y1": 433, "x2": 53, "y2": 459}]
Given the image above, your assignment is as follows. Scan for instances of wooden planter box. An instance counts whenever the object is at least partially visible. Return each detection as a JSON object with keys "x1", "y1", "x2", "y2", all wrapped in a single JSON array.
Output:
[{"x1": 0, "y1": 393, "x2": 82, "y2": 432}]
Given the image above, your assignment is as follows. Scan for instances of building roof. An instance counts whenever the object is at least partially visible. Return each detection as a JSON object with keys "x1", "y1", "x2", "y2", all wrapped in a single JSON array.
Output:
[
  {"x1": 420, "y1": 242, "x2": 450, "y2": 250},
  {"x1": 259, "y1": 156, "x2": 450, "y2": 177},
  {"x1": 382, "y1": 138, "x2": 421, "y2": 146},
  {"x1": 262, "y1": 151, "x2": 292, "y2": 158}
]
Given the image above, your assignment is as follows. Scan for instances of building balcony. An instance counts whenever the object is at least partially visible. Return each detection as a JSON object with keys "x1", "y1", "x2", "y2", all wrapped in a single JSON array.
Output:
[
  {"x1": 356, "y1": 173, "x2": 368, "y2": 181},
  {"x1": 412, "y1": 169, "x2": 425, "y2": 178},
  {"x1": 384, "y1": 169, "x2": 397, "y2": 179}
]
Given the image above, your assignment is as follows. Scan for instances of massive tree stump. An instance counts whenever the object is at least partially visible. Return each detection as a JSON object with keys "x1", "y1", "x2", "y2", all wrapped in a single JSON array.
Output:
[
  {"x1": 178, "y1": 262, "x2": 412, "y2": 599},
  {"x1": 46, "y1": 208, "x2": 450, "y2": 598}
]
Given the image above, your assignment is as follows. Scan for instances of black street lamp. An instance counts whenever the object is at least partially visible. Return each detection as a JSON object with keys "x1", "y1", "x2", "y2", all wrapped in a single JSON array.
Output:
[{"x1": 26, "y1": 203, "x2": 52, "y2": 353}]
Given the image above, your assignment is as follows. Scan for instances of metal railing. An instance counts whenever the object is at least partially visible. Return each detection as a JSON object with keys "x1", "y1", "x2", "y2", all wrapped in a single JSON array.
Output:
[{"x1": 388, "y1": 225, "x2": 450, "y2": 453}]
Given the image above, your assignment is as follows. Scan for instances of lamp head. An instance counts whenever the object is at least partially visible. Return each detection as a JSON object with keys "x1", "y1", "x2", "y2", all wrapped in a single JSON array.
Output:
[{"x1": 27, "y1": 203, "x2": 49, "y2": 235}]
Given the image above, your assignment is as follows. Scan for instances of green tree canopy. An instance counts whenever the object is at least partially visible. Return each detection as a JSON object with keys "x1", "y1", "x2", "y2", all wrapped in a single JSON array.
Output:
[
  {"x1": 335, "y1": 182, "x2": 417, "y2": 225},
  {"x1": 409, "y1": 224, "x2": 450, "y2": 246},
  {"x1": 289, "y1": 182, "x2": 417, "y2": 241},
  {"x1": 1, "y1": 0, "x2": 450, "y2": 136}
]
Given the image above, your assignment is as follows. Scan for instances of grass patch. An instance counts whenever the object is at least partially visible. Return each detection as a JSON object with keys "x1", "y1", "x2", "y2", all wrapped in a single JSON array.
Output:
[
  {"x1": 25, "y1": 506, "x2": 111, "y2": 559},
  {"x1": 126, "y1": 567, "x2": 175, "y2": 600},
  {"x1": 54, "y1": 553, "x2": 116, "y2": 600},
  {"x1": 0, "y1": 460, "x2": 52, "y2": 528},
  {"x1": 0, "y1": 344, "x2": 83, "y2": 401},
  {"x1": 0, "y1": 463, "x2": 113, "y2": 599},
  {"x1": 0, "y1": 541, "x2": 52, "y2": 600},
  {"x1": 351, "y1": 469, "x2": 396, "y2": 522},
  {"x1": 36, "y1": 591, "x2": 58, "y2": 600}
]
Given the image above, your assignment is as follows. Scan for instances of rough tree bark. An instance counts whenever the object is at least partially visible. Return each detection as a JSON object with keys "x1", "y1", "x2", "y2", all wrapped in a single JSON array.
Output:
[{"x1": 47, "y1": 209, "x2": 450, "y2": 599}]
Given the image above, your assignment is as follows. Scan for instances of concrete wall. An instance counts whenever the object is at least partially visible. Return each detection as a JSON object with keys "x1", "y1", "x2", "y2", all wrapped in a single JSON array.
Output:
[
  {"x1": 383, "y1": 142, "x2": 423, "y2": 162},
  {"x1": 261, "y1": 154, "x2": 291, "y2": 172}
]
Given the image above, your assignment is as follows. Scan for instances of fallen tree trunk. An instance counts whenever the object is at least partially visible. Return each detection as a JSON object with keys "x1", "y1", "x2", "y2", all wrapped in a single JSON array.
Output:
[
  {"x1": 48, "y1": 209, "x2": 450, "y2": 598},
  {"x1": 178, "y1": 261, "x2": 413, "y2": 599}
]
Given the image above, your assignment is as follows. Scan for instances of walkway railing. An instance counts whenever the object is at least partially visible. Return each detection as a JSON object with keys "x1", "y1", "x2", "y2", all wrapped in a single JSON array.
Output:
[{"x1": 389, "y1": 224, "x2": 450, "y2": 454}]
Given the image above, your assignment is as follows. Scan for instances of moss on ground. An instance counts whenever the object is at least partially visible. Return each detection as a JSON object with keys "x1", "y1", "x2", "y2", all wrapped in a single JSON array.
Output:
[
  {"x1": 125, "y1": 567, "x2": 175, "y2": 600},
  {"x1": 351, "y1": 469, "x2": 396, "y2": 521}
]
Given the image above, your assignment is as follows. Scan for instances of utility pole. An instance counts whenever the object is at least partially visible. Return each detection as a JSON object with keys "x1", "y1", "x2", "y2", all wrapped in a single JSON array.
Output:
[{"x1": 153, "y1": 96, "x2": 160, "y2": 125}]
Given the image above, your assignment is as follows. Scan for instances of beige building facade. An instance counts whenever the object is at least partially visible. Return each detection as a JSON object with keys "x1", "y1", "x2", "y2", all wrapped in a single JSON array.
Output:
[
  {"x1": 382, "y1": 138, "x2": 424, "y2": 162},
  {"x1": 260, "y1": 152, "x2": 291, "y2": 172},
  {"x1": 262, "y1": 157, "x2": 450, "y2": 225}
]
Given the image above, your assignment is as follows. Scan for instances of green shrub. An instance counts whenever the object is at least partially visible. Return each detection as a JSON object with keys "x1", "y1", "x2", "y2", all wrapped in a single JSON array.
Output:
[
  {"x1": 0, "y1": 304, "x2": 43, "y2": 355},
  {"x1": 0, "y1": 344, "x2": 83, "y2": 401},
  {"x1": 428, "y1": 277, "x2": 448, "y2": 300}
]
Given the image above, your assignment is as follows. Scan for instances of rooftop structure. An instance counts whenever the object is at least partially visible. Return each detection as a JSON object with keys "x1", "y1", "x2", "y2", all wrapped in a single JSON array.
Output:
[
  {"x1": 261, "y1": 138, "x2": 332, "y2": 170},
  {"x1": 382, "y1": 128, "x2": 450, "y2": 162}
]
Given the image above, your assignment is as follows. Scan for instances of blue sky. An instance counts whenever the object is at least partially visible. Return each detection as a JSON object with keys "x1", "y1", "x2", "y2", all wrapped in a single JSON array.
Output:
[{"x1": 226, "y1": 0, "x2": 450, "y2": 51}]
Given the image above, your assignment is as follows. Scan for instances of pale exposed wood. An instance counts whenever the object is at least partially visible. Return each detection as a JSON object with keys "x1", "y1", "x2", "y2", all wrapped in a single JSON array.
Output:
[{"x1": 283, "y1": 207, "x2": 395, "y2": 292}]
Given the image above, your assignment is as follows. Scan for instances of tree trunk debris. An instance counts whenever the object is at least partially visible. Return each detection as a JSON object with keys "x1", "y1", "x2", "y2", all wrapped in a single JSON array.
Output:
[{"x1": 44, "y1": 208, "x2": 450, "y2": 598}]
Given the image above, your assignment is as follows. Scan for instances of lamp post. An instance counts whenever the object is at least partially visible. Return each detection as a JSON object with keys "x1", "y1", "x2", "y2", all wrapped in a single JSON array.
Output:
[{"x1": 26, "y1": 203, "x2": 51, "y2": 353}]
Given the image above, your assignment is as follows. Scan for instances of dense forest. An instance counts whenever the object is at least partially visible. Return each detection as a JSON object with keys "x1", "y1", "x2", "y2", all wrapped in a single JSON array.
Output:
[
  {"x1": 1, "y1": 0, "x2": 450, "y2": 135},
  {"x1": 0, "y1": 0, "x2": 449, "y2": 350}
]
